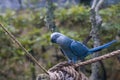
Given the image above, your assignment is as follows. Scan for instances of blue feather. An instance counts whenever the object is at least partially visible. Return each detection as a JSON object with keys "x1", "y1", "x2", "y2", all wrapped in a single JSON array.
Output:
[
  {"x1": 88, "y1": 40, "x2": 117, "y2": 53},
  {"x1": 51, "y1": 32, "x2": 117, "y2": 63},
  {"x1": 70, "y1": 41, "x2": 89, "y2": 60}
]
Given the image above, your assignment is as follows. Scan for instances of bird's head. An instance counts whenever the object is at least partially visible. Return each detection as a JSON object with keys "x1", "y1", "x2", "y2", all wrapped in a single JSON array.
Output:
[{"x1": 50, "y1": 32, "x2": 63, "y2": 43}]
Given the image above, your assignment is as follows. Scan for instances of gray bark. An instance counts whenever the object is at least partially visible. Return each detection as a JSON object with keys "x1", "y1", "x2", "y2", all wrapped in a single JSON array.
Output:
[
  {"x1": 45, "y1": 0, "x2": 57, "y2": 32},
  {"x1": 89, "y1": 0, "x2": 104, "y2": 80}
]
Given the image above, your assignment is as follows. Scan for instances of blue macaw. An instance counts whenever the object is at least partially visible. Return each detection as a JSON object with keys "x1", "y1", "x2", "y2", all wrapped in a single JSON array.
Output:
[{"x1": 51, "y1": 32, "x2": 117, "y2": 63}]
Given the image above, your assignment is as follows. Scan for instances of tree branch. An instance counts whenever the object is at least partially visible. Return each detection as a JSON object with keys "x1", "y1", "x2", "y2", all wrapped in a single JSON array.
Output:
[
  {"x1": 75, "y1": 50, "x2": 120, "y2": 67},
  {"x1": 95, "y1": 0, "x2": 104, "y2": 12},
  {"x1": 45, "y1": 0, "x2": 57, "y2": 32},
  {"x1": 37, "y1": 50, "x2": 120, "y2": 80},
  {"x1": 91, "y1": 0, "x2": 97, "y2": 10},
  {"x1": 90, "y1": 0, "x2": 105, "y2": 80},
  {"x1": 0, "y1": 24, "x2": 49, "y2": 75}
]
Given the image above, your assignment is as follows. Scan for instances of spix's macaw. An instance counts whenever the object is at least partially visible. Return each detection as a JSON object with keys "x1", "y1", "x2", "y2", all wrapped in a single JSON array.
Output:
[{"x1": 51, "y1": 32, "x2": 116, "y2": 63}]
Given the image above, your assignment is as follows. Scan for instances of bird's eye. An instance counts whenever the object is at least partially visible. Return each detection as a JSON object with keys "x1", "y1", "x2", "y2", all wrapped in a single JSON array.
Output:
[
  {"x1": 51, "y1": 37, "x2": 56, "y2": 43},
  {"x1": 51, "y1": 35, "x2": 60, "y2": 43}
]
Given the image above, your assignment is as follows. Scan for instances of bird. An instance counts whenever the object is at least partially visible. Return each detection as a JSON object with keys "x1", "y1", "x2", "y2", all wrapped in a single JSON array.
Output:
[{"x1": 51, "y1": 32, "x2": 117, "y2": 63}]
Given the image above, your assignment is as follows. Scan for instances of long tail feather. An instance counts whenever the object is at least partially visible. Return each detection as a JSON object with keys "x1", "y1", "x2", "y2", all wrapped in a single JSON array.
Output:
[{"x1": 89, "y1": 40, "x2": 117, "y2": 53}]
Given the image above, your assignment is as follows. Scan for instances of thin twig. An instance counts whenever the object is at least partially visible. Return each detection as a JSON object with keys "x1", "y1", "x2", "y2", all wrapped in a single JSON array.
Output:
[
  {"x1": 75, "y1": 50, "x2": 120, "y2": 67},
  {"x1": 95, "y1": 0, "x2": 104, "y2": 12},
  {"x1": 91, "y1": 0, "x2": 97, "y2": 10},
  {"x1": 0, "y1": 24, "x2": 49, "y2": 75}
]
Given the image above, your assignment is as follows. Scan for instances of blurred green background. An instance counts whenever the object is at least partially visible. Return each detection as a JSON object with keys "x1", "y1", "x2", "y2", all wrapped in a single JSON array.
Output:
[{"x1": 0, "y1": 0, "x2": 120, "y2": 80}]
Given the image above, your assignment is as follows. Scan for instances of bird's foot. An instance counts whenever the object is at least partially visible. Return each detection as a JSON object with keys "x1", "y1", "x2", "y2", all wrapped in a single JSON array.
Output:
[
  {"x1": 68, "y1": 60, "x2": 72, "y2": 63},
  {"x1": 67, "y1": 60, "x2": 74, "y2": 65}
]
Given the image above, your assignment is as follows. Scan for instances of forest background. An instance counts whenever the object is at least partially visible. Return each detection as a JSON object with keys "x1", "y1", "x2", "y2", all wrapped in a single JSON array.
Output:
[{"x1": 0, "y1": 0, "x2": 120, "y2": 80}]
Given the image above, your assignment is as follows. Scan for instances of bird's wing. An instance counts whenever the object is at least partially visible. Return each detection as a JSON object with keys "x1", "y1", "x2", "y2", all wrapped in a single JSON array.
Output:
[
  {"x1": 60, "y1": 48, "x2": 72, "y2": 61},
  {"x1": 70, "y1": 41, "x2": 89, "y2": 57}
]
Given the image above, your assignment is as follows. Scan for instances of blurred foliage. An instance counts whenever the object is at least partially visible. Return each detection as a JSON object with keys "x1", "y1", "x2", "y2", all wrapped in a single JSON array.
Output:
[
  {"x1": 0, "y1": 3, "x2": 120, "y2": 80},
  {"x1": 100, "y1": 4, "x2": 120, "y2": 30}
]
